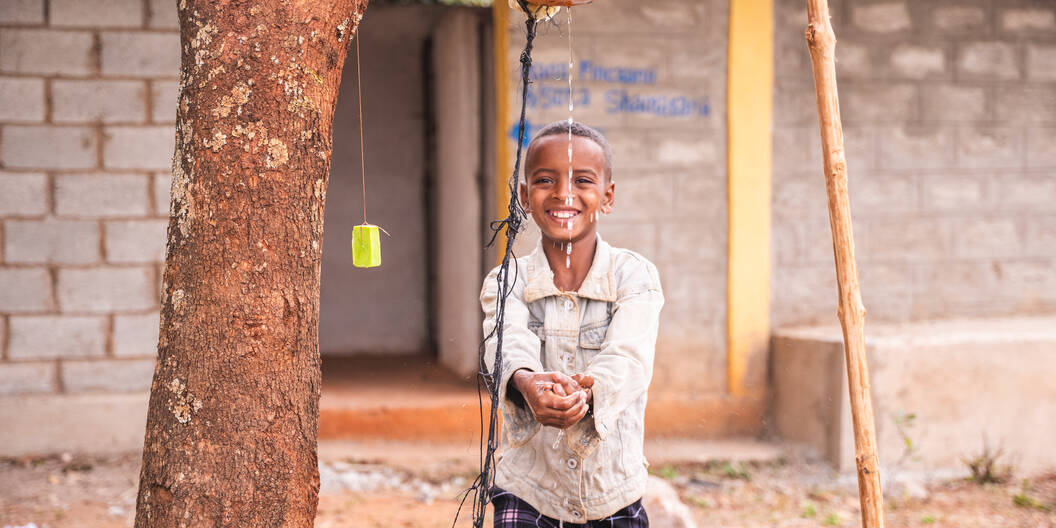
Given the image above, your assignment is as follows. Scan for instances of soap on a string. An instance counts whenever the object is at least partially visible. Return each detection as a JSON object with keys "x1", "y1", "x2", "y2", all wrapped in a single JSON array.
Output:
[{"x1": 352, "y1": 224, "x2": 381, "y2": 268}]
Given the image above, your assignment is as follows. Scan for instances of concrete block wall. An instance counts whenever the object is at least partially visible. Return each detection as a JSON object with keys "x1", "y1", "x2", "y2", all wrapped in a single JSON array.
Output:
[
  {"x1": 773, "y1": 0, "x2": 1056, "y2": 327},
  {"x1": 0, "y1": 0, "x2": 176, "y2": 399},
  {"x1": 505, "y1": 0, "x2": 729, "y2": 397}
]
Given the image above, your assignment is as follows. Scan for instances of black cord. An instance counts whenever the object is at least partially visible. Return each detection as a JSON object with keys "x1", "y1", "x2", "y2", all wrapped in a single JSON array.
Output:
[{"x1": 452, "y1": 3, "x2": 537, "y2": 527}]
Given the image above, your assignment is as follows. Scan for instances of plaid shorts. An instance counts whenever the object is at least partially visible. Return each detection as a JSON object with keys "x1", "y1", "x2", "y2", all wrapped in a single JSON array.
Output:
[{"x1": 490, "y1": 486, "x2": 649, "y2": 527}]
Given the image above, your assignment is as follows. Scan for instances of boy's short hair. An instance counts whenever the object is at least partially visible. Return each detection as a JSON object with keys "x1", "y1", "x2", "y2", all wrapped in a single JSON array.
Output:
[{"x1": 528, "y1": 120, "x2": 614, "y2": 182}]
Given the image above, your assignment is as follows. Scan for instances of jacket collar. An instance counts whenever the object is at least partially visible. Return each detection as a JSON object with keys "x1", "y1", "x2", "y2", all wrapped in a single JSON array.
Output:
[{"x1": 523, "y1": 233, "x2": 617, "y2": 303}]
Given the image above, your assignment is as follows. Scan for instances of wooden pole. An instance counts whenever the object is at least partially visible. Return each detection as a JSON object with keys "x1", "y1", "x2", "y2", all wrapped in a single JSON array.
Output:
[{"x1": 804, "y1": 2, "x2": 885, "y2": 527}]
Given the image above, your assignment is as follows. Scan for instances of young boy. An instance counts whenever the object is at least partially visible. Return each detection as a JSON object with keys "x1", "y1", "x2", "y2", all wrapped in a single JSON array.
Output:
[{"x1": 481, "y1": 121, "x2": 664, "y2": 527}]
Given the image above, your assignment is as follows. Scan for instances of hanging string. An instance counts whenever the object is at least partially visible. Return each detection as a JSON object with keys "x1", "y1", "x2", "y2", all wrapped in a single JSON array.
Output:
[
  {"x1": 453, "y1": 2, "x2": 537, "y2": 527},
  {"x1": 356, "y1": 33, "x2": 368, "y2": 225}
]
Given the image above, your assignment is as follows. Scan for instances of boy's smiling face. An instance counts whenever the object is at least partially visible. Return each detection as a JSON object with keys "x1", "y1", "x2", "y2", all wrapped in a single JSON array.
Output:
[{"x1": 521, "y1": 134, "x2": 615, "y2": 245}]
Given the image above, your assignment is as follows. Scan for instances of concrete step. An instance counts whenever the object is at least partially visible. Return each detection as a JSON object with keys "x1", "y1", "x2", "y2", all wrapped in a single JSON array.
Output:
[
  {"x1": 319, "y1": 356, "x2": 767, "y2": 442},
  {"x1": 772, "y1": 316, "x2": 1056, "y2": 476}
]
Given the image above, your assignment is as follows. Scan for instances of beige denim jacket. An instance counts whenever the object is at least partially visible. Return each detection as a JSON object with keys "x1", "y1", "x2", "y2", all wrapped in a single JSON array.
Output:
[{"x1": 480, "y1": 235, "x2": 664, "y2": 522}]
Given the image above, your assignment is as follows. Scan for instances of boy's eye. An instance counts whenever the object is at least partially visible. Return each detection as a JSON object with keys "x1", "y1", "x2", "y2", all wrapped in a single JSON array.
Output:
[{"x1": 575, "y1": 177, "x2": 595, "y2": 185}]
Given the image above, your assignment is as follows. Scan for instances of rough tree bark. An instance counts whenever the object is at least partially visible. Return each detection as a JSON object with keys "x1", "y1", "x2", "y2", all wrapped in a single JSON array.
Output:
[{"x1": 135, "y1": 0, "x2": 367, "y2": 525}]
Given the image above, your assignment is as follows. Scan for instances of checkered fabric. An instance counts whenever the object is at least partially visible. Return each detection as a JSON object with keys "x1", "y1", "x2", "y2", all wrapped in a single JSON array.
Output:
[{"x1": 490, "y1": 486, "x2": 649, "y2": 527}]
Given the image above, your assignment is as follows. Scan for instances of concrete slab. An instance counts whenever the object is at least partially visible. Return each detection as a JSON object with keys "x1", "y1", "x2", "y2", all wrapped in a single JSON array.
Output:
[{"x1": 772, "y1": 316, "x2": 1056, "y2": 476}]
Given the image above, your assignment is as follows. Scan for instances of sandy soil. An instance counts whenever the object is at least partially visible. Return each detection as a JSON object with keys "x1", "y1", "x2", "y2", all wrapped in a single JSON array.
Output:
[{"x1": 2, "y1": 453, "x2": 1054, "y2": 528}]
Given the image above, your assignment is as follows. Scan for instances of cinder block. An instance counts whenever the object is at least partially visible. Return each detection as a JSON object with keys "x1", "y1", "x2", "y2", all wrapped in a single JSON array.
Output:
[
  {"x1": 50, "y1": 0, "x2": 143, "y2": 28},
  {"x1": 932, "y1": 5, "x2": 987, "y2": 33},
  {"x1": 598, "y1": 222, "x2": 657, "y2": 262},
  {"x1": 921, "y1": 85, "x2": 987, "y2": 122},
  {"x1": 1026, "y1": 128, "x2": 1056, "y2": 168},
  {"x1": 841, "y1": 84, "x2": 917, "y2": 124},
  {"x1": 4, "y1": 219, "x2": 100, "y2": 264},
  {"x1": 0, "y1": 29, "x2": 94, "y2": 75},
  {"x1": 104, "y1": 219, "x2": 167, "y2": 263},
  {"x1": 1001, "y1": 8, "x2": 1056, "y2": 33},
  {"x1": 848, "y1": 171, "x2": 916, "y2": 214},
  {"x1": 0, "y1": 393, "x2": 150, "y2": 456},
  {"x1": 55, "y1": 174, "x2": 150, "y2": 218},
  {"x1": 113, "y1": 312, "x2": 160, "y2": 357},
  {"x1": 638, "y1": 2, "x2": 704, "y2": 30},
  {"x1": 0, "y1": 126, "x2": 97, "y2": 169},
  {"x1": 62, "y1": 359, "x2": 155, "y2": 393},
  {"x1": 773, "y1": 171, "x2": 826, "y2": 214},
  {"x1": 998, "y1": 175, "x2": 1056, "y2": 211},
  {"x1": 0, "y1": 0, "x2": 44, "y2": 24},
  {"x1": 52, "y1": 80, "x2": 147, "y2": 124},
  {"x1": 674, "y1": 172, "x2": 723, "y2": 218},
  {"x1": 773, "y1": 126, "x2": 822, "y2": 173},
  {"x1": 851, "y1": 2, "x2": 911, "y2": 33},
  {"x1": 951, "y1": 218, "x2": 1020, "y2": 258},
  {"x1": 657, "y1": 220, "x2": 723, "y2": 263},
  {"x1": 153, "y1": 173, "x2": 172, "y2": 215},
  {"x1": 8, "y1": 316, "x2": 106, "y2": 359},
  {"x1": 151, "y1": 80, "x2": 179, "y2": 123},
  {"x1": 655, "y1": 136, "x2": 718, "y2": 166},
  {"x1": 100, "y1": 32, "x2": 179, "y2": 77},
  {"x1": 1023, "y1": 219, "x2": 1056, "y2": 258},
  {"x1": 834, "y1": 41, "x2": 871, "y2": 79},
  {"x1": 771, "y1": 217, "x2": 800, "y2": 265},
  {"x1": 606, "y1": 173, "x2": 674, "y2": 221},
  {"x1": 921, "y1": 174, "x2": 988, "y2": 212},
  {"x1": 957, "y1": 42, "x2": 1019, "y2": 79},
  {"x1": 1001, "y1": 261, "x2": 1056, "y2": 303},
  {"x1": 956, "y1": 127, "x2": 1024, "y2": 169},
  {"x1": 867, "y1": 218, "x2": 950, "y2": 262},
  {"x1": 57, "y1": 267, "x2": 156, "y2": 312},
  {"x1": 878, "y1": 127, "x2": 956, "y2": 170},
  {"x1": 102, "y1": 126, "x2": 175, "y2": 170},
  {"x1": 889, "y1": 44, "x2": 946, "y2": 79},
  {"x1": 0, "y1": 268, "x2": 54, "y2": 312},
  {"x1": 770, "y1": 265, "x2": 837, "y2": 327},
  {"x1": 0, "y1": 77, "x2": 44, "y2": 121},
  {"x1": 0, "y1": 172, "x2": 48, "y2": 216},
  {"x1": 774, "y1": 79, "x2": 816, "y2": 127},
  {"x1": 1027, "y1": 45, "x2": 1056, "y2": 81},
  {"x1": 0, "y1": 362, "x2": 55, "y2": 396},
  {"x1": 995, "y1": 87, "x2": 1056, "y2": 124},
  {"x1": 147, "y1": 0, "x2": 179, "y2": 29}
]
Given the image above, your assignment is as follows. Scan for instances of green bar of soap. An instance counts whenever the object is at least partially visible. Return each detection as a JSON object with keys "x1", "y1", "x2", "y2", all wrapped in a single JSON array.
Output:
[{"x1": 352, "y1": 224, "x2": 381, "y2": 268}]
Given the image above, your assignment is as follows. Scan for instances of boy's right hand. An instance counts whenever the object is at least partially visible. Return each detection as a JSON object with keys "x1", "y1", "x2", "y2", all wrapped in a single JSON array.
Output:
[{"x1": 511, "y1": 370, "x2": 590, "y2": 429}]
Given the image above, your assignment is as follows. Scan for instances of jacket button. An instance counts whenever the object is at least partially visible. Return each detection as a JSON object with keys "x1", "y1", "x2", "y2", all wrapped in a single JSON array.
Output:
[
  {"x1": 566, "y1": 458, "x2": 578, "y2": 469},
  {"x1": 564, "y1": 298, "x2": 574, "y2": 311}
]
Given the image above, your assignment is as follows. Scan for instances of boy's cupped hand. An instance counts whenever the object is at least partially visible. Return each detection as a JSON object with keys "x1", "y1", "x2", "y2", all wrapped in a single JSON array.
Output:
[{"x1": 512, "y1": 370, "x2": 594, "y2": 429}]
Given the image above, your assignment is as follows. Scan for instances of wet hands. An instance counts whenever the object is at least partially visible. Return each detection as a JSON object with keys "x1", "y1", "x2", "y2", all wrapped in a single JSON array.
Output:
[{"x1": 512, "y1": 370, "x2": 594, "y2": 429}]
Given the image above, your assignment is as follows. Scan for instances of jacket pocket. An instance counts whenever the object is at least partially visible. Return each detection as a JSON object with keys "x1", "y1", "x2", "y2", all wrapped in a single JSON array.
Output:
[{"x1": 578, "y1": 320, "x2": 608, "y2": 350}]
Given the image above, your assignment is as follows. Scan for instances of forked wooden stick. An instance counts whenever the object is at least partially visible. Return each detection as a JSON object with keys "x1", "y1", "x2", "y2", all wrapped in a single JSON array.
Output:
[{"x1": 804, "y1": 2, "x2": 885, "y2": 527}]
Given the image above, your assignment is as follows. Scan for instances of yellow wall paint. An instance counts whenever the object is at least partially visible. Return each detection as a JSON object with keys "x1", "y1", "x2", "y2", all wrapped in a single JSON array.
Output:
[
  {"x1": 727, "y1": 0, "x2": 773, "y2": 397},
  {"x1": 493, "y1": 2, "x2": 512, "y2": 266}
]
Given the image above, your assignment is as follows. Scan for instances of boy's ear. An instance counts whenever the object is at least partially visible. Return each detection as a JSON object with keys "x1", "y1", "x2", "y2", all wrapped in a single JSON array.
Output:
[
  {"x1": 519, "y1": 182, "x2": 530, "y2": 210},
  {"x1": 602, "y1": 181, "x2": 615, "y2": 213}
]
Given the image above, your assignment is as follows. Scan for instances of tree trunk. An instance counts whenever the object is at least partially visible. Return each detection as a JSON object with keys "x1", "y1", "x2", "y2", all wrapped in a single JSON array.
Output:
[{"x1": 135, "y1": 0, "x2": 367, "y2": 526}]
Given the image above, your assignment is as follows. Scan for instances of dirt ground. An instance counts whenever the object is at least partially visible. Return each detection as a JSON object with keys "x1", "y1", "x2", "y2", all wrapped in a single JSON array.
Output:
[{"x1": 2, "y1": 452, "x2": 1055, "y2": 528}]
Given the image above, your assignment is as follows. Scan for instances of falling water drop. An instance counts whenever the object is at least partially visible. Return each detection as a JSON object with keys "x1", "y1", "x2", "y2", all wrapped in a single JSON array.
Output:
[{"x1": 566, "y1": 242, "x2": 572, "y2": 255}]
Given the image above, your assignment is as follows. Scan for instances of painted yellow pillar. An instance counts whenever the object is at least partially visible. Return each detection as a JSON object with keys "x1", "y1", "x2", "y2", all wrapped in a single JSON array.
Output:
[
  {"x1": 727, "y1": 0, "x2": 773, "y2": 397},
  {"x1": 493, "y1": 1, "x2": 512, "y2": 265}
]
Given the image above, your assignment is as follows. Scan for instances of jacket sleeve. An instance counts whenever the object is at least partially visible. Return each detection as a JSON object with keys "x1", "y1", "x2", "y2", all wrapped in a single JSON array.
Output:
[
  {"x1": 481, "y1": 263, "x2": 545, "y2": 447},
  {"x1": 566, "y1": 258, "x2": 663, "y2": 458}
]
